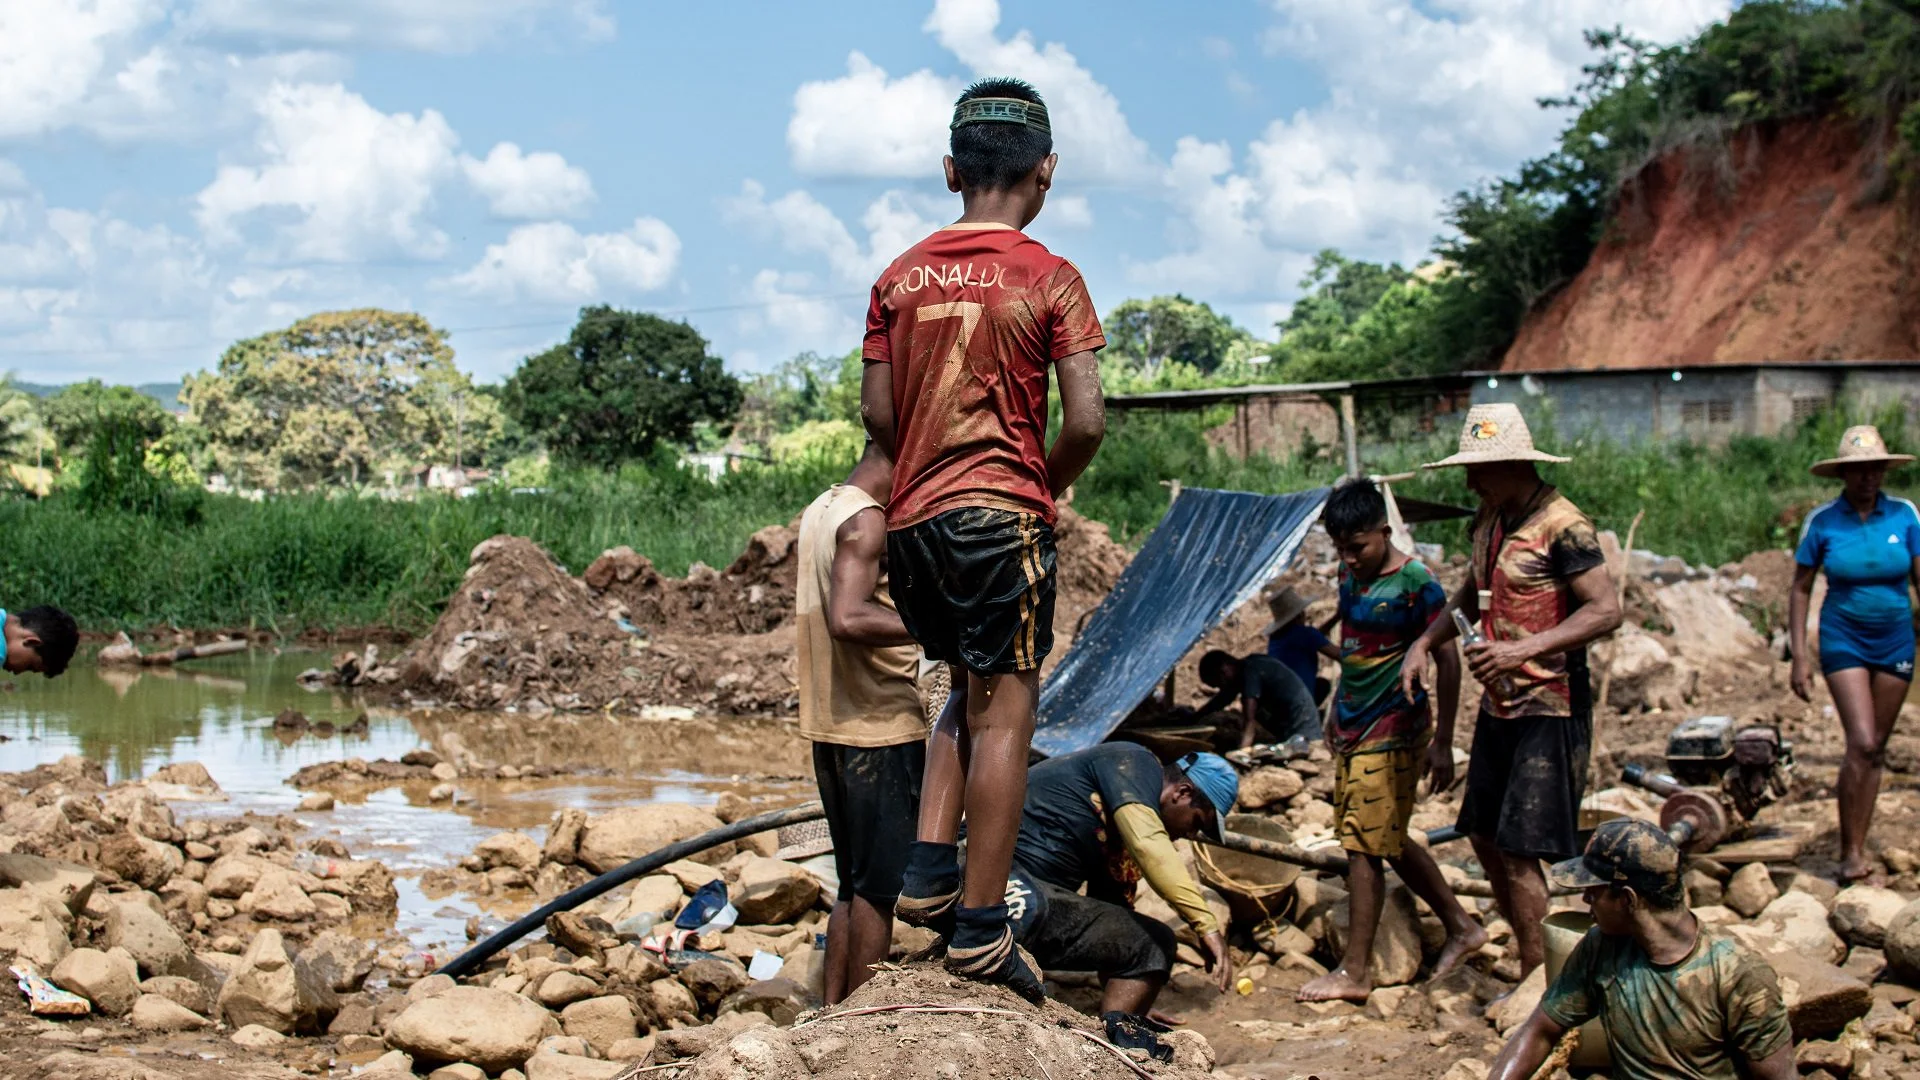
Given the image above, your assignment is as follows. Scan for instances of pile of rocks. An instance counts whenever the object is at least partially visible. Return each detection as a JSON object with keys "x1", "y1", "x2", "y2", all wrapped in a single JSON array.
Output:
[{"x1": 287, "y1": 747, "x2": 571, "y2": 805}]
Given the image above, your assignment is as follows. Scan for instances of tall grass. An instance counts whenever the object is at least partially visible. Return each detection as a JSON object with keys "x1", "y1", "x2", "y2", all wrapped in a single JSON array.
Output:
[{"x1": 0, "y1": 411, "x2": 1903, "y2": 633}]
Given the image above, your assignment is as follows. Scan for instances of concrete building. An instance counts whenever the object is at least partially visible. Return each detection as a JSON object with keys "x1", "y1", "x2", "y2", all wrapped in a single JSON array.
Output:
[{"x1": 1105, "y1": 361, "x2": 1920, "y2": 462}]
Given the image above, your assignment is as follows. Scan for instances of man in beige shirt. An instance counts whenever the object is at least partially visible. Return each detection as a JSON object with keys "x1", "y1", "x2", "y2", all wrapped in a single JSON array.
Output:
[{"x1": 796, "y1": 441, "x2": 930, "y2": 1003}]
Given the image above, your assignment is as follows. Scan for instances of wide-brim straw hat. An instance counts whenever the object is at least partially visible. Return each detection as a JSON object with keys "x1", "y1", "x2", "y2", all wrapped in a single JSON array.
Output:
[
  {"x1": 1810, "y1": 424, "x2": 1915, "y2": 478},
  {"x1": 1423, "y1": 403, "x2": 1570, "y2": 470},
  {"x1": 1260, "y1": 587, "x2": 1310, "y2": 637}
]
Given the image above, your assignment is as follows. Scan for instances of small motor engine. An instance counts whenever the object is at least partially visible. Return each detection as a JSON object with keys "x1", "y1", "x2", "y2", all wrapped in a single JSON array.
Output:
[{"x1": 1622, "y1": 715, "x2": 1794, "y2": 852}]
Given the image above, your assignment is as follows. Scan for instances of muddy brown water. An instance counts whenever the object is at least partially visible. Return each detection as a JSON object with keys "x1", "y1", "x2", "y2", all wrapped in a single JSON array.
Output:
[{"x1": 0, "y1": 648, "x2": 812, "y2": 955}]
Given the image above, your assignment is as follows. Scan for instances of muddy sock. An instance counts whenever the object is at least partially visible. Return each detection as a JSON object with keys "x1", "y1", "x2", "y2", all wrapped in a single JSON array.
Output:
[
  {"x1": 895, "y1": 842, "x2": 960, "y2": 933},
  {"x1": 945, "y1": 904, "x2": 1045, "y2": 1005},
  {"x1": 1103, "y1": 1012, "x2": 1173, "y2": 1062}
]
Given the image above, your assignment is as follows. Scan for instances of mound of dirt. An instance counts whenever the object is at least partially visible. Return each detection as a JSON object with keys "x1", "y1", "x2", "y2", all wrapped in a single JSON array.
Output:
[
  {"x1": 681, "y1": 964, "x2": 1217, "y2": 1079},
  {"x1": 397, "y1": 536, "x2": 636, "y2": 712},
  {"x1": 587, "y1": 522, "x2": 799, "y2": 637}
]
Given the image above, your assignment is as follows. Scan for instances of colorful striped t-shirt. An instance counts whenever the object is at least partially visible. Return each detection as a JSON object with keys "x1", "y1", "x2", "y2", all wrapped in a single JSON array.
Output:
[{"x1": 1333, "y1": 558, "x2": 1447, "y2": 755}]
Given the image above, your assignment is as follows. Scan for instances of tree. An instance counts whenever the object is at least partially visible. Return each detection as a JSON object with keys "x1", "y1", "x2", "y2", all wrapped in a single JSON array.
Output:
[
  {"x1": 38, "y1": 380, "x2": 174, "y2": 458},
  {"x1": 1105, "y1": 295, "x2": 1251, "y2": 376},
  {"x1": 734, "y1": 349, "x2": 861, "y2": 449},
  {"x1": 503, "y1": 305, "x2": 742, "y2": 469},
  {"x1": 182, "y1": 309, "x2": 483, "y2": 490}
]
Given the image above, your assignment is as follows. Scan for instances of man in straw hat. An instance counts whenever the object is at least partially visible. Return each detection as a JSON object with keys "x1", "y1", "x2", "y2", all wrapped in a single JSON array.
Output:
[
  {"x1": 1489, "y1": 819, "x2": 1793, "y2": 1080},
  {"x1": 1788, "y1": 423, "x2": 1919, "y2": 882},
  {"x1": 1401, "y1": 402, "x2": 1622, "y2": 982},
  {"x1": 795, "y1": 441, "x2": 929, "y2": 1003}
]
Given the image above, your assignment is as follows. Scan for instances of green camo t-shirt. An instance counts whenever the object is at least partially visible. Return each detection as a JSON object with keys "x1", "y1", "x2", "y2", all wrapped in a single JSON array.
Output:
[{"x1": 1541, "y1": 924, "x2": 1791, "y2": 1080}]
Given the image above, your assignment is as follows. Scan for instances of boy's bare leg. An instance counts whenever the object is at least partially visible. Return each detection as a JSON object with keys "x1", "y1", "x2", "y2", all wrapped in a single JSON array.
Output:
[
  {"x1": 1390, "y1": 841, "x2": 1487, "y2": 977},
  {"x1": 824, "y1": 901, "x2": 851, "y2": 1004},
  {"x1": 916, "y1": 666, "x2": 971, "y2": 843},
  {"x1": 1298, "y1": 853, "x2": 1381, "y2": 1002},
  {"x1": 959, "y1": 668, "x2": 1038, "y2": 907}
]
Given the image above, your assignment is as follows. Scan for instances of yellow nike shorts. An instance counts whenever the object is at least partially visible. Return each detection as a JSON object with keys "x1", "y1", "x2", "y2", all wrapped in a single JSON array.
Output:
[{"x1": 1333, "y1": 742, "x2": 1426, "y2": 858}]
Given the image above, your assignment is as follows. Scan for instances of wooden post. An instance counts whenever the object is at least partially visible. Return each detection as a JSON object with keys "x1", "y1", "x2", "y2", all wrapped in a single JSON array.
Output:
[{"x1": 1340, "y1": 394, "x2": 1360, "y2": 478}]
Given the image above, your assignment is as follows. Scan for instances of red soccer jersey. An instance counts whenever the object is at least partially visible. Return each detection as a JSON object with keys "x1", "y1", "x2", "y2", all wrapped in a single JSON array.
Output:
[{"x1": 863, "y1": 224, "x2": 1105, "y2": 530}]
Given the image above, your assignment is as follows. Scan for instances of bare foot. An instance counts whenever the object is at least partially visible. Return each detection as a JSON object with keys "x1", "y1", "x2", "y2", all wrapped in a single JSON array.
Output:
[
  {"x1": 1297, "y1": 968, "x2": 1372, "y2": 1004},
  {"x1": 1430, "y1": 922, "x2": 1490, "y2": 979},
  {"x1": 1838, "y1": 856, "x2": 1876, "y2": 884}
]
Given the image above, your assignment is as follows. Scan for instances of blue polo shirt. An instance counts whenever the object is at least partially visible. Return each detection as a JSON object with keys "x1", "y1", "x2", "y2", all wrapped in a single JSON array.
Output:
[{"x1": 1795, "y1": 493, "x2": 1920, "y2": 625}]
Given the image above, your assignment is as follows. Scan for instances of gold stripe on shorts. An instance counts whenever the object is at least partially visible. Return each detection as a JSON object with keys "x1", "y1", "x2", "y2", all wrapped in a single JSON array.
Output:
[{"x1": 1014, "y1": 515, "x2": 1043, "y2": 670}]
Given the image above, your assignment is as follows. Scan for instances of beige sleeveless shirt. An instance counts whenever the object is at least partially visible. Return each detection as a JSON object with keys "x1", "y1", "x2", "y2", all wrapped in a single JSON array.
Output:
[{"x1": 796, "y1": 485, "x2": 927, "y2": 747}]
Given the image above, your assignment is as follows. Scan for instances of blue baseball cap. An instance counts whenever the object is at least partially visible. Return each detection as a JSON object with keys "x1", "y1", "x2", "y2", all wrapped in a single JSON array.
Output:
[{"x1": 1175, "y1": 752, "x2": 1238, "y2": 842}]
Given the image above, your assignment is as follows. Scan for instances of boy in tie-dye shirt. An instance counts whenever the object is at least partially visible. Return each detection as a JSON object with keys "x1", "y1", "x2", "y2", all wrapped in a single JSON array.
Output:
[{"x1": 1299, "y1": 480, "x2": 1485, "y2": 1003}]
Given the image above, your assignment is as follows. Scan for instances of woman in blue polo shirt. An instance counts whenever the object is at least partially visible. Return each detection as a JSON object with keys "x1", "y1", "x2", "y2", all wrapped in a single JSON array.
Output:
[{"x1": 1789, "y1": 425, "x2": 1920, "y2": 882}]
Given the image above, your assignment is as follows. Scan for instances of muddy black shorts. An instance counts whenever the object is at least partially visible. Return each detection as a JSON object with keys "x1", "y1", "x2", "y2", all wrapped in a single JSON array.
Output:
[
  {"x1": 887, "y1": 507, "x2": 1056, "y2": 675},
  {"x1": 1456, "y1": 684, "x2": 1592, "y2": 862},
  {"x1": 814, "y1": 739, "x2": 925, "y2": 906},
  {"x1": 1008, "y1": 871, "x2": 1176, "y2": 982}
]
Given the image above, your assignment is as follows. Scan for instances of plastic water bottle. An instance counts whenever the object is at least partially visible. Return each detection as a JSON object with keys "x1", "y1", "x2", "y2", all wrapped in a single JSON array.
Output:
[{"x1": 1453, "y1": 608, "x2": 1515, "y2": 701}]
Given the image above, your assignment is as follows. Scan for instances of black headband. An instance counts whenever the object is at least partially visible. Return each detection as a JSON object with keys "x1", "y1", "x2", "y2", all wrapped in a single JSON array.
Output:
[{"x1": 951, "y1": 97, "x2": 1050, "y2": 134}]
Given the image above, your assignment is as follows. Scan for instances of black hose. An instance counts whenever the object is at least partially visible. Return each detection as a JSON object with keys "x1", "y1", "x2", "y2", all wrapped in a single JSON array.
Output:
[{"x1": 437, "y1": 801, "x2": 827, "y2": 979}]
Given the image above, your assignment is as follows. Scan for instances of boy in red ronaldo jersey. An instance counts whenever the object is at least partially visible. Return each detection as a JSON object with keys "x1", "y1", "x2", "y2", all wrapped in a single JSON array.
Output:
[{"x1": 859, "y1": 77, "x2": 1107, "y2": 1002}]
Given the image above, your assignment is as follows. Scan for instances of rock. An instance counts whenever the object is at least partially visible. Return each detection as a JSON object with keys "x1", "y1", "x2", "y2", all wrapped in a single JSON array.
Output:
[
  {"x1": 1493, "y1": 965, "x2": 1548, "y2": 1035},
  {"x1": 130, "y1": 993, "x2": 212, "y2": 1031},
  {"x1": 1597, "y1": 627, "x2": 1682, "y2": 710},
  {"x1": 545, "y1": 809, "x2": 588, "y2": 866},
  {"x1": 241, "y1": 868, "x2": 317, "y2": 922},
  {"x1": 50, "y1": 948, "x2": 140, "y2": 1016},
  {"x1": 539, "y1": 1036, "x2": 593, "y2": 1057},
  {"x1": 546, "y1": 911, "x2": 616, "y2": 958},
  {"x1": 139, "y1": 975, "x2": 210, "y2": 1016},
  {"x1": 717, "y1": 978, "x2": 812, "y2": 1026},
  {"x1": 97, "y1": 829, "x2": 183, "y2": 890},
  {"x1": 231, "y1": 1023, "x2": 288, "y2": 1048},
  {"x1": 1442, "y1": 1062, "x2": 1490, "y2": 1080},
  {"x1": 359, "y1": 1050, "x2": 417, "y2": 1079},
  {"x1": 328, "y1": 1000, "x2": 376, "y2": 1036},
  {"x1": 1237, "y1": 766, "x2": 1304, "y2": 810},
  {"x1": 650, "y1": 977, "x2": 699, "y2": 1020},
  {"x1": 0, "y1": 887, "x2": 72, "y2": 969},
  {"x1": 1732, "y1": 891, "x2": 1846, "y2": 965},
  {"x1": 1787, "y1": 872, "x2": 1839, "y2": 906},
  {"x1": 525, "y1": 1053, "x2": 626, "y2": 1080},
  {"x1": 665, "y1": 860, "x2": 724, "y2": 892},
  {"x1": 680, "y1": 958, "x2": 750, "y2": 1011},
  {"x1": 387, "y1": 987, "x2": 562, "y2": 1071},
  {"x1": 685, "y1": 1026, "x2": 809, "y2": 1080},
  {"x1": 776, "y1": 944, "x2": 825, "y2": 999},
  {"x1": 1796, "y1": 1038, "x2": 1855, "y2": 1074},
  {"x1": 578, "y1": 805, "x2": 729, "y2": 875},
  {"x1": 536, "y1": 971, "x2": 601, "y2": 1008},
  {"x1": 1683, "y1": 868, "x2": 1723, "y2": 908},
  {"x1": 1724, "y1": 862, "x2": 1779, "y2": 918},
  {"x1": 1864, "y1": 997, "x2": 1916, "y2": 1039},
  {"x1": 408, "y1": 973, "x2": 457, "y2": 1001},
  {"x1": 479, "y1": 832, "x2": 543, "y2": 872},
  {"x1": 562, "y1": 996, "x2": 638, "y2": 1057},
  {"x1": 149, "y1": 762, "x2": 220, "y2": 792},
  {"x1": 1752, "y1": 943, "x2": 1872, "y2": 1039},
  {"x1": 218, "y1": 825, "x2": 274, "y2": 857},
  {"x1": 298, "y1": 930, "x2": 375, "y2": 993},
  {"x1": 610, "y1": 875, "x2": 683, "y2": 926},
  {"x1": 1843, "y1": 947, "x2": 1887, "y2": 983},
  {"x1": 214, "y1": 928, "x2": 339, "y2": 1034},
  {"x1": 431, "y1": 761, "x2": 460, "y2": 782},
  {"x1": 429, "y1": 783, "x2": 455, "y2": 802},
  {"x1": 428, "y1": 1066, "x2": 489, "y2": 1080},
  {"x1": 0, "y1": 853, "x2": 97, "y2": 915},
  {"x1": 733, "y1": 857, "x2": 819, "y2": 925},
  {"x1": 1832, "y1": 885, "x2": 1907, "y2": 949},
  {"x1": 609, "y1": 1035, "x2": 656, "y2": 1063},
  {"x1": 1328, "y1": 884, "x2": 1423, "y2": 987},
  {"x1": 297, "y1": 792, "x2": 335, "y2": 812},
  {"x1": 1881, "y1": 899, "x2": 1920, "y2": 983},
  {"x1": 205, "y1": 853, "x2": 276, "y2": 899}
]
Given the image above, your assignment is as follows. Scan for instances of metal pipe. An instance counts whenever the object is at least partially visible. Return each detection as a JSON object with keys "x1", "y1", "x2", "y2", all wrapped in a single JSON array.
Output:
[
  {"x1": 437, "y1": 802, "x2": 828, "y2": 979},
  {"x1": 1211, "y1": 830, "x2": 1577, "y2": 899},
  {"x1": 1621, "y1": 763, "x2": 1685, "y2": 798}
]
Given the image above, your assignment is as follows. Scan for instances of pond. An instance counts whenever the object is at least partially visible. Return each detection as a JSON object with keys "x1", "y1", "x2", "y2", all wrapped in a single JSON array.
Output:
[{"x1": 0, "y1": 648, "x2": 813, "y2": 954}]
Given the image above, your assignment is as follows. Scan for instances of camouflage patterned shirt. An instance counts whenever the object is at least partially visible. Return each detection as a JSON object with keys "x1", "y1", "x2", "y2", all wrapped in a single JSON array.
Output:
[{"x1": 1541, "y1": 925, "x2": 1791, "y2": 1080}]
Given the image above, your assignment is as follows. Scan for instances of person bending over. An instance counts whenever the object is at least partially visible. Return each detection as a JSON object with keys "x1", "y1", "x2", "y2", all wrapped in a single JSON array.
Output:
[
  {"x1": 859, "y1": 76, "x2": 1106, "y2": 1002},
  {"x1": 1195, "y1": 650, "x2": 1319, "y2": 750},
  {"x1": 0, "y1": 606, "x2": 78, "y2": 678}
]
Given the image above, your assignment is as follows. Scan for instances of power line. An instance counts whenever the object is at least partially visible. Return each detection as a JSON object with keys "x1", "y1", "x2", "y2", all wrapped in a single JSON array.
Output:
[{"x1": 0, "y1": 290, "x2": 872, "y2": 360}]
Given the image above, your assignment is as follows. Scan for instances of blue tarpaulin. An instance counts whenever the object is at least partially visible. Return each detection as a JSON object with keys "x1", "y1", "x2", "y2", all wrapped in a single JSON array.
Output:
[{"x1": 1033, "y1": 486, "x2": 1330, "y2": 759}]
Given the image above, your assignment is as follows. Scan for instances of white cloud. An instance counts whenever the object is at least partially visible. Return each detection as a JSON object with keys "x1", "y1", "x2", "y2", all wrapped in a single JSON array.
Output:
[
  {"x1": 195, "y1": 81, "x2": 461, "y2": 261},
  {"x1": 731, "y1": 269, "x2": 862, "y2": 362},
  {"x1": 786, "y1": 0, "x2": 1153, "y2": 185},
  {"x1": 181, "y1": 0, "x2": 615, "y2": 53},
  {"x1": 1048, "y1": 193, "x2": 1093, "y2": 229},
  {"x1": 461, "y1": 142, "x2": 596, "y2": 220},
  {"x1": 1135, "y1": 0, "x2": 1733, "y2": 300},
  {"x1": 722, "y1": 181, "x2": 941, "y2": 287},
  {"x1": 450, "y1": 217, "x2": 680, "y2": 303},
  {"x1": 0, "y1": 0, "x2": 166, "y2": 138}
]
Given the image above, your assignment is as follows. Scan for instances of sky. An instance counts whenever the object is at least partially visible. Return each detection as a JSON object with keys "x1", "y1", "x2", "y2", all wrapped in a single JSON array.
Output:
[{"x1": 0, "y1": 0, "x2": 1736, "y2": 386}]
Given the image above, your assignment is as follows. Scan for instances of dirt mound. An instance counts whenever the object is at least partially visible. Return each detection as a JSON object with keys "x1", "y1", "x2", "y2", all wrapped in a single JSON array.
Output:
[
  {"x1": 1503, "y1": 118, "x2": 1919, "y2": 370},
  {"x1": 680, "y1": 964, "x2": 1217, "y2": 1079},
  {"x1": 587, "y1": 522, "x2": 799, "y2": 637},
  {"x1": 397, "y1": 536, "x2": 636, "y2": 712}
]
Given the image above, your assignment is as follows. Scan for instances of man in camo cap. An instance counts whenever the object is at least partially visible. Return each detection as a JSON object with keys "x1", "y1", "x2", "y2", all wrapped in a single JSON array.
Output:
[{"x1": 1488, "y1": 820, "x2": 1793, "y2": 1080}]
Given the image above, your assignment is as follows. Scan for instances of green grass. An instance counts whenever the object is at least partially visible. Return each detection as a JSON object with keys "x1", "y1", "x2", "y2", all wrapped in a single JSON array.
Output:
[{"x1": 1, "y1": 411, "x2": 1904, "y2": 633}]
